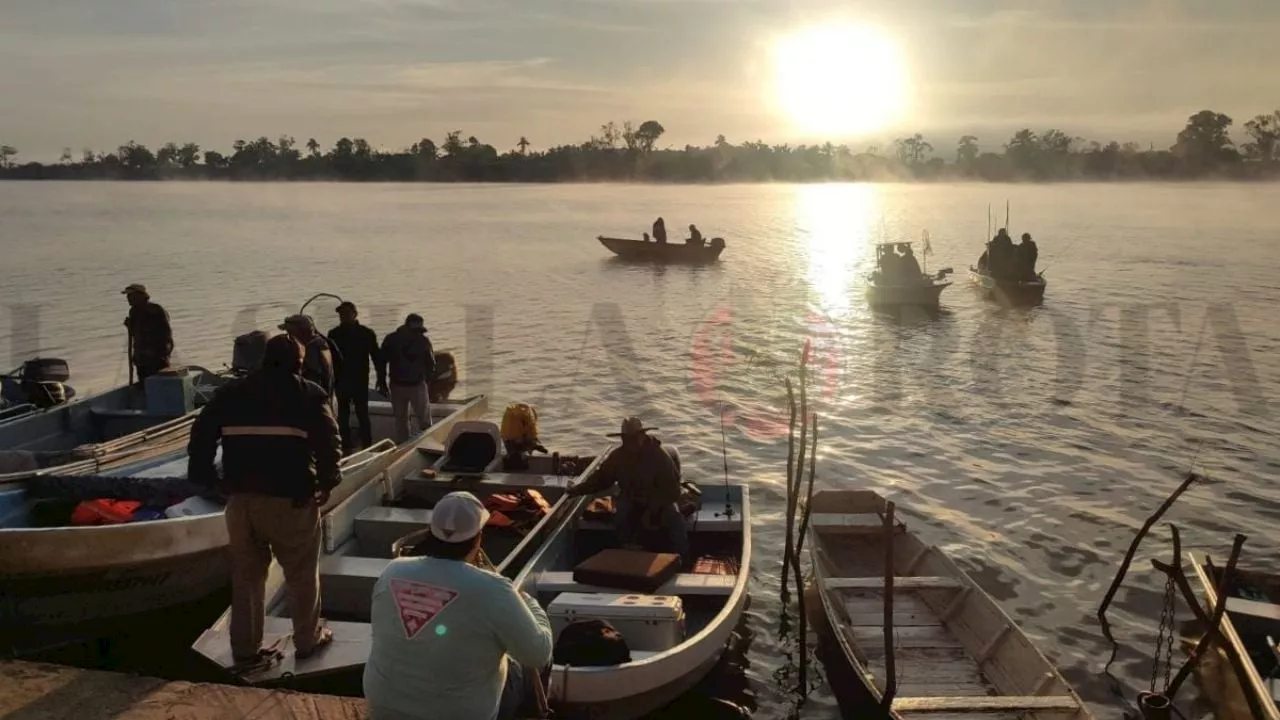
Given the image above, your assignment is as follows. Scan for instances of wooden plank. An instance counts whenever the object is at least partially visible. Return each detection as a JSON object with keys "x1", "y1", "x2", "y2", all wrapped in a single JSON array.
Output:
[
  {"x1": 896, "y1": 683, "x2": 992, "y2": 698},
  {"x1": 892, "y1": 695, "x2": 1080, "y2": 712},
  {"x1": 844, "y1": 592, "x2": 933, "y2": 615},
  {"x1": 898, "y1": 714, "x2": 1021, "y2": 720},
  {"x1": 535, "y1": 571, "x2": 737, "y2": 596},
  {"x1": 847, "y1": 611, "x2": 941, "y2": 627},
  {"x1": 876, "y1": 658, "x2": 987, "y2": 686},
  {"x1": 852, "y1": 624, "x2": 964, "y2": 650},
  {"x1": 826, "y1": 576, "x2": 962, "y2": 591},
  {"x1": 811, "y1": 512, "x2": 905, "y2": 535}
]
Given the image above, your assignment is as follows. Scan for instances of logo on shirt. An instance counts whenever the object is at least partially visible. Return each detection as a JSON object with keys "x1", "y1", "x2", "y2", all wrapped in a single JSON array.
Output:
[{"x1": 389, "y1": 579, "x2": 458, "y2": 640}]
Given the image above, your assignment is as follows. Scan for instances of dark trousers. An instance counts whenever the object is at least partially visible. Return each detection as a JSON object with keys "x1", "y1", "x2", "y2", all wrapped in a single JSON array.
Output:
[
  {"x1": 335, "y1": 383, "x2": 371, "y2": 452},
  {"x1": 133, "y1": 356, "x2": 168, "y2": 382}
]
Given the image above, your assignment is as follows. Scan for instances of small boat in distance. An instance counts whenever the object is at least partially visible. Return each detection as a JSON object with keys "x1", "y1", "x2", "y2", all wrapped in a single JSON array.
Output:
[
  {"x1": 968, "y1": 265, "x2": 1047, "y2": 306},
  {"x1": 867, "y1": 241, "x2": 953, "y2": 309},
  {"x1": 808, "y1": 490, "x2": 1093, "y2": 720},
  {"x1": 1188, "y1": 551, "x2": 1280, "y2": 720},
  {"x1": 598, "y1": 235, "x2": 725, "y2": 264},
  {"x1": 968, "y1": 227, "x2": 1046, "y2": 306}
]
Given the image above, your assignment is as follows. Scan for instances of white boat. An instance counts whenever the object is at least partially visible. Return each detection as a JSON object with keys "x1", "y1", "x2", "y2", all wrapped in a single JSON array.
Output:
[
  {"x1": 0, "y1": 365, "x2": 232, "y2": 485},
  {"x1": 192, "y1": 413, "x2": 600, "y2": 684},
  {"x1": 808, "y1": 490, "x2": 1092, "y2": 720},
  {"x1": 0, "y1": 394, "x2": 487, "y2": 657},
  {"x1": 510, "y1": 480, "x2": 750, "y2": 720}
]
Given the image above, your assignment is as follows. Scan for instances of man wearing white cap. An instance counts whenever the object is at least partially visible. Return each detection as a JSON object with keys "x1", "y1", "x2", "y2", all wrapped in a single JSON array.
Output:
[{"x1": 364, "y1": 491, "x2": 552, "y2": 720}]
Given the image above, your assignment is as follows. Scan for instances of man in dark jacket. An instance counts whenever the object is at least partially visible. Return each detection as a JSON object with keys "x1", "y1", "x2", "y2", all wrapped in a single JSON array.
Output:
[
  {"x1": 280, "y1": 314, "x2": 340, "y2": 403},
  {"x1": 188, "y1": 334, "x2": 342, "y2": 668},
  {"x1": 122, "y1": 283, "x2": 174, "y2": 382},
  {"x1": 327, "y1": 301, "x2": 384, "y2": 453},
  {"x1": 377, "y1": 313, "x2": 435, "y2": 443},
  {"x1": 565, "y1": 417, "x2": 688, "y2": 564}
]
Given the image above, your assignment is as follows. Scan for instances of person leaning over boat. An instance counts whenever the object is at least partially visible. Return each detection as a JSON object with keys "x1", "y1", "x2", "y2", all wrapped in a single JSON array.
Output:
[
  {"x1": 280, "y1": 314, "x2": 342, "y2": 402},
  {"x1": 121, "y1": 283, "x2": 174, "y2": 382},
  {"x1": 565, "y1": 416, "x2": 690, "y2": 564},
  {"x1": 187, "y1": 334, "x2": 341, "y2": 668},
  {"x1": 377, "y1": 313, "x2": 435, "y2": 444},
  {"x1": 364, "y1": 491, "x2": 552, "y2": 720},
  {"x1": 327, "y1": 301, "x2": 384, "y2": 454}
]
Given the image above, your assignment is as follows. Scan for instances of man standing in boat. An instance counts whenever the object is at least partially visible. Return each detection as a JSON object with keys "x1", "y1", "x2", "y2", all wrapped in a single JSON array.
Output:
[
  {"x1": 652, "y1": 217, "x2": 667, "y2": 244},
  {"x1": 377, "y1": 313, "x2": 435, "y2": 443},
  {"x1": 280, "y1": 314, "x2": 341, "y2": 404},
  {"x1": 565, "y1": 417, "x2": 689, "y2": 564},
  {"x1": 364, "y1": 491, "x2": 553, "y2": 720},
  {"x1": 327, "y1": 301, "x2": 383, "y2": 454},
  {"x1": 121, "y1": 283, "x2": 174, "y2": 382},
  {"x1": 187, "y1": 334, "x2": 341, "y2": 669}
]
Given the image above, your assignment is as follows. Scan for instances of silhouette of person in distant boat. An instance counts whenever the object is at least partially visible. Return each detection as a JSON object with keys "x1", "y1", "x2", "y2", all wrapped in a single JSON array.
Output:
[
  {"x1": 652, "y1": 217, "x2": 667, "y2": 244},
  {"x1": 687, "y1": 224, "x2": 703, "y2": 247},
  {"x1": 899, "y1": 245, "x2": 922, "y2": 278},
  {"x1": 1017, "y1": 233, "x2": 1039, "y2": 280},
  {"x1": 987, "y1": 228, "x2": 1015, "y2": 280}
]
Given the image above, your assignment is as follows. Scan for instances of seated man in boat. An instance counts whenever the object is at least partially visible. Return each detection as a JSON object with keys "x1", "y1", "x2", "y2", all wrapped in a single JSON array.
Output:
[
  {"x1": 989, "y1": 228, "x2": 1015, "y2": 280},
  {"x1": 687, "y1": 224, "x2": 704, "y2": 247},
  {"x1": 364, "y1": 491, "x2": 552, "y2": 720},
  {"x1": 898, "y1": 245, "x2": 923, "y2": 279},
  {"x1": 876, "y1": 246, "x2": 901, "y2": 280},
  {"x1": 1017, "y1": 232, "x2": 1038, "y2": 280},
  {"x1": 187, "y1": 334, "x2": 342, "y2": 669},
  {"x1": 652, "y1": 217, "x2": 667, "y2": 244},
  {"x1": 565, "y1": 417, "x2": 689, "y2": 564}
]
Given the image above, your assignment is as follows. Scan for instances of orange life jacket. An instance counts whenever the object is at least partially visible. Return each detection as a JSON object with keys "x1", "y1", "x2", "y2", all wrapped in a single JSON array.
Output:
[{"x1": 70, "y1": 498, "x2": 143, "y2": 525}]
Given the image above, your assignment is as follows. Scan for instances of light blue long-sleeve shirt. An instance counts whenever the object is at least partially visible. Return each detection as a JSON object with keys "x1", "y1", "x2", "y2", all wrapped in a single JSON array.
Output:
[{"x1": 363, "y1": 556, "x2": 553, "y2": 720}]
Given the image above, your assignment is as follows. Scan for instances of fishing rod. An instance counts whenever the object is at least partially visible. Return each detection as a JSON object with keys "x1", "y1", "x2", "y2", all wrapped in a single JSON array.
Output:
[{"x1": 717, "y1": 401, "x2": 734, "y2": 520}]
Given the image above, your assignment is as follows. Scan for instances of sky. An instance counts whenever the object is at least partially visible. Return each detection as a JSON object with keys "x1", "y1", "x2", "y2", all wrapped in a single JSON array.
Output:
[{"x1": 4, "y1": 0, "x2": 1280, "y2": 161}]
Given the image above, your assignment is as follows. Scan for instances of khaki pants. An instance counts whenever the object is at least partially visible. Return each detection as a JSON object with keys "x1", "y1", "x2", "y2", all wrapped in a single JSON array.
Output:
[
  {"x1": 225, "y1": 493, "x2": 323, "y2": 659},
  {"x1": 389, "y1": 382, "x2": 430, "y2": 444}
]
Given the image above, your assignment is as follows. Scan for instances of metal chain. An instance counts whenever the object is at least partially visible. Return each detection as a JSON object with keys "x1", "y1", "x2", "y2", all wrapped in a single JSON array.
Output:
[{"x1": 1150, "y1": 572, "x2": 1177, "y2": 691}]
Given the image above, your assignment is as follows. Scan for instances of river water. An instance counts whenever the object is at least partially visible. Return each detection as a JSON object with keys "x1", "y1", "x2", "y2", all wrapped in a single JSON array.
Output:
[{"x1": 1, "y1": 181, "x2": 1278, "y2": 719}]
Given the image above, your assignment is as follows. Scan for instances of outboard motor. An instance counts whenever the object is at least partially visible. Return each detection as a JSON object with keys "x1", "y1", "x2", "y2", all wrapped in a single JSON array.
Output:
[
  {"x1": 231, "y1": 330, "x2": 273, "y2": 377},
  {"x1": 710, "y1": 237, "x2": 726, "y2": 249},
  {"x1": 17, "y1": 357, "x2": 70, "y2": 409}
]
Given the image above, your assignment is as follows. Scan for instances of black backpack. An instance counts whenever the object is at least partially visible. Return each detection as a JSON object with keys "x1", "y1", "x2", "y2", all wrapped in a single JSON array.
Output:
[{"x1": 553, "y1": 619, "x2": 631, "y2": 667}]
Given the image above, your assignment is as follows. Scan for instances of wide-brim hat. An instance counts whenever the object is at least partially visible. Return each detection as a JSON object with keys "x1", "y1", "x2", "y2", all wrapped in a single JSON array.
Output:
[
  {"x1": 606, "y1": 416, "x2": 658, "y2": 437},
  {"x1": 278, "y1": 314, "x2": 315, "y2": 331}
]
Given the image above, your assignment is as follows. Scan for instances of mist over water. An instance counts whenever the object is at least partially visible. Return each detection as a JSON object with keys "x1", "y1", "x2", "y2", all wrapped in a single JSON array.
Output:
[{"x1": 1, "y1": 180, "x2": 1278, "y2": 719}]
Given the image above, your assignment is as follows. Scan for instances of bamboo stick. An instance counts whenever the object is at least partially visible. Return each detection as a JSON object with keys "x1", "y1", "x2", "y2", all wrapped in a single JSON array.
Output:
[
  {"x1": 780, "y1": 376, "x2": 798, "y2": 600},
  {"x1": 880, "y1": 501, "x2": 898, "y2": 709},
  {"x1": 794, "y1": 412, "x2": 819, "y2": 696}
]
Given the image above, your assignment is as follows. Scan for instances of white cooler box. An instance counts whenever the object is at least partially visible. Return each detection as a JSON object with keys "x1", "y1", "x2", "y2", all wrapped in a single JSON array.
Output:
[{"x1": 547, "y1": 592, "x2": 685, "y2": 652}]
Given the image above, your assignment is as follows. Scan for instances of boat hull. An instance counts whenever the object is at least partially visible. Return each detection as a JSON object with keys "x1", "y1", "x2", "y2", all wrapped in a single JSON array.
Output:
[
  {"x1": 968, "y1": 267, "x2": 1046, "y2": 305},
  {"x1": 0, "y1": 395, "x2": 487, "y2": 657},
  {"x1": 598, "y1": 236, "x2": 723, "y2": 263},
  {"x1": 866, "y1": 281, "x2": 950, "y2": 308}
]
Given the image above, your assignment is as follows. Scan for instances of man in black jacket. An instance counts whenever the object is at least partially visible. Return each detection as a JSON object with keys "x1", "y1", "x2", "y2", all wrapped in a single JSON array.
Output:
[
  {"x1": 377, "y1": 313, "x2": 435, "y2": 443},
  {"x1": 122, "y1": 283, "x2": 174, "y2": 382},
  {"x1": 280, "y1": 314, "x2": 340, "y2": 403},
  {"x1": 327, "y1": 301, "x2": 384, "y2": 453},
  {"x1": 188, "y1": 334, "x2": 342, "y2": 667}
]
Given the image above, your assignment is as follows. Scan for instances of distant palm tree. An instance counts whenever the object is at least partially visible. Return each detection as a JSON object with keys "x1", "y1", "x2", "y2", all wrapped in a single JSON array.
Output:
[{"x1": 517, "y1": 136, "x2": 530, "y2": 155}]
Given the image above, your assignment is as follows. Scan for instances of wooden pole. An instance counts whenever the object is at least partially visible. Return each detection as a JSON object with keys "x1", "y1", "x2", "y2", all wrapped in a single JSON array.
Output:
[
  {"x1": 794, "y1": 413, "x2": 819, "y2": 696},
  {"x1": 880, "y1": 501, "x2": 898, "y2": 710},
  {"x1": 780, "y1": 377, "x2": 798, "y2": 600},
  {"x1": 1165, "y1": 533, "x2": 1247, "y2": 697}
]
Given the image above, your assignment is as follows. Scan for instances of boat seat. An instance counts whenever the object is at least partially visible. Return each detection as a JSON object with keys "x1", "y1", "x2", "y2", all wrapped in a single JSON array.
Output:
[
  {"x1": 824, "y1": 577, "x2": 962, "y2": 591},
  {"x1": 810, "y1": 512, "x2": 906, "y2": 535},
  {"x1": 436, "y1": 421, "x2": 502, "y2": 474},
  {"x1": 536, "y1": 571, "x2": 736, "y2": 596},
  {"x1": 891, "y1": 695, "x2": 1080, "y2": 713},
  {"x1": 319, "y1": 556, "x2": 392, "y2": 618},
  {"x1": 353, "y1": 506, "x2": 434, "y2": 558}
]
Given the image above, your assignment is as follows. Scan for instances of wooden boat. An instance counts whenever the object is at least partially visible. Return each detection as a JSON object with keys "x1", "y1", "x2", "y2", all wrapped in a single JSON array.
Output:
[
  {"x1": 868, "y1": 242, "x2": 953, "y2": 308},
  {"x1": 510, "y1": 481, "x2": 750, "y2": 720},
  {"x1": 0, "y1": 365, "x2": 231, "y2": 485},
  {"x1": 598, "y1": 236, "x2": 725, "y2": 263},
  {"x1": 192, "y1": 411, "x2": 598, "y2": 685},
  {"x1": 0, "y1": 394, "x2": 487, "y2": 657},
  {"x1": 807, "y1": 490, "x2": 1092, "y2": 719},
  {"x1": 968, "y1": 266, "x2": 1046, "y2": 305},
  {"x1": 1188, "y1": 551, "x2": 1280, "y2": 720}
]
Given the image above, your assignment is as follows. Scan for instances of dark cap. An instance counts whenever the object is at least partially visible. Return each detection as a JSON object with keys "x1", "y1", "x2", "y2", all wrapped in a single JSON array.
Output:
[
  {"x1": 278, "y1": 314, "x2": 315, "y2": 330},
  {"x1": 335, "y1": 301, "x2": 357, "y2": 314},
  {"x1": 122, "y1": 283, "x2": 148, "y2": 295},
  {"x1": 263, "y1": 334, "x2": 303, "y2": 373},
  {"x1": 405, "y1": 313, "x2": 424, "y2": 327}
]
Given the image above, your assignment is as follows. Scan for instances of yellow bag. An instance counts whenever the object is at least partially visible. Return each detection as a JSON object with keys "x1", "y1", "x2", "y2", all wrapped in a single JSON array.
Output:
[{"x1": 500, "y1": 403, "x2": 540, "y2": 445}]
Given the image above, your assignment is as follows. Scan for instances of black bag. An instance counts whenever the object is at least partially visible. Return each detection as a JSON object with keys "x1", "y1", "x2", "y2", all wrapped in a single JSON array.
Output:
[{"x1": 552, "y1": 619, "x2": 631, "y2": 667}]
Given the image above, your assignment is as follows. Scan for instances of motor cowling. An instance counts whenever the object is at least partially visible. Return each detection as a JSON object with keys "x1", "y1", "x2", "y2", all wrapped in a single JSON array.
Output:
[
  {"x1": 232, "y1": 331, "x2": 273, "y2": 376},
  {"x1": 22, "y1": 358, "x2": 70, "y2": 384}
]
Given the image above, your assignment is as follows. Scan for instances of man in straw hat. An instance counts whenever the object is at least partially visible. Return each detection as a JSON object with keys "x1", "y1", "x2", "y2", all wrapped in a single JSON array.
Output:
[
  {"x1": 566, "y1": 416, "x2": 689, "y2": 563},
  {"x1": 121, "y1": 283, "x2": 174, "y2": 382},
  {"x1": 364, "y1": 491, "x2": 552, "y2": 720}
]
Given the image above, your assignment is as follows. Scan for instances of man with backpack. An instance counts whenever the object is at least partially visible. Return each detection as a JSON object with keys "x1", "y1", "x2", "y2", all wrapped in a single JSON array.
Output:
[{"x1": 377, "y1": 313, "x2": 435, "y2": 443}]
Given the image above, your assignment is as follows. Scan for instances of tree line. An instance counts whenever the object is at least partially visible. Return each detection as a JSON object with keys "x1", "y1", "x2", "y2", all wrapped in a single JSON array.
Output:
[{"x1": 3, "y1": 110, "x2": 1280, "y2": 183}]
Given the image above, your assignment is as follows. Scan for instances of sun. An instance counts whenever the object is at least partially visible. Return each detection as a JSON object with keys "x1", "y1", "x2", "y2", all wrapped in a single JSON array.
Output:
[{"x1": 771, "y1": 23, "x2": 909, "y2": 139}]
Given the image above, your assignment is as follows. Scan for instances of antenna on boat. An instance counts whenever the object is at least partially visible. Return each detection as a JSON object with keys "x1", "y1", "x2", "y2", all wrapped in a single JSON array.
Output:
[
  {"x1": 716, "y1": 401, "x2": 734, "y2": 520},
  {"x1": 299, "y1": 292, "x2": 344, "y2": 317}
]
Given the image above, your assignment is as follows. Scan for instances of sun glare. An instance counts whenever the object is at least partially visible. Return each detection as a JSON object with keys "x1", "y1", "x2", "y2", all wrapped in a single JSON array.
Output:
[{"x1": 771, "y1": 23, "x2": 908, "y2": 138}]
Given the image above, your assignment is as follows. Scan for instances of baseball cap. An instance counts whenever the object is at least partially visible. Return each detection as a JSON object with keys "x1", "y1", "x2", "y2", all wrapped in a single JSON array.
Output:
[
  {"x1": 278, "y1": 314, "x2": 314, "y2": 330},
  {"x1": 122, "y1": 283, "x2": 148, "y2": 295},
  {"x1": 335, "y1": 301, "x2": 357, "y2": 313},
  {"x1": 429, "y1": 491, "x2": 490, "y2": 543}
]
